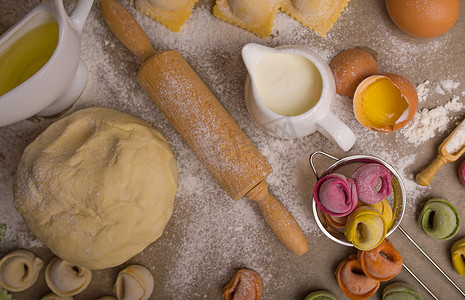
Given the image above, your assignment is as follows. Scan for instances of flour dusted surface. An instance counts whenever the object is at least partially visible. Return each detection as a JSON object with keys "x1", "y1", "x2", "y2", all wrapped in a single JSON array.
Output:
[{"x1": 1, "y1": 0, "x2": 465, "y2": 299}]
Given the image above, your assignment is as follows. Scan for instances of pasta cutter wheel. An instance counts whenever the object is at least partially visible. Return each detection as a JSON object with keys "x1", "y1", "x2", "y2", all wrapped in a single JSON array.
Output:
[{"x1": 309, "y1": 151, "x2": 465, "y2": 300}]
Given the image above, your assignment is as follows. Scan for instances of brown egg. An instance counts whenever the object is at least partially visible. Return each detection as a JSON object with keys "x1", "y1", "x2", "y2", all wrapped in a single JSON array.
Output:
[
  {"x1": 353, "y1": 73, "x2": 418, "y2": 132},
  {"x1": 386, "y1": 0, "x2": 460, "y2": 38},
  {"x1": 330, "y1": 48, "x2": 379, "y2": 98}
]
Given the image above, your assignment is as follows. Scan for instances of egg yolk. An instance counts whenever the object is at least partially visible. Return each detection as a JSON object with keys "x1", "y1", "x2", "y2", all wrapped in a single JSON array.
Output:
[{"x1": 361, "y1": 78, "x2": 408, "y2": 128}]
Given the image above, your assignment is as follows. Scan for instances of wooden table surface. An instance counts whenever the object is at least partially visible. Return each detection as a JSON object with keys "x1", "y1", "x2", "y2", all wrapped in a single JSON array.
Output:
[{"x1": 1, "y1": 0, "x2": 465, "y2": 299}]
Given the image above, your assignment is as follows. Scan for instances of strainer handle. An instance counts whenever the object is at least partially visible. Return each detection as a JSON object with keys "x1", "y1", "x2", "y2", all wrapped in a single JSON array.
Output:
[{"x1": 309, "y1": 151, "x2": 339, "y2": 180}]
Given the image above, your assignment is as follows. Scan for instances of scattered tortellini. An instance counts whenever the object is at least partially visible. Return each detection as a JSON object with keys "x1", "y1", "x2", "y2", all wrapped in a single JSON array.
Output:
[
  {"x1": 0, "y1": 250, "x2": 43, "y2": 292},
  {"x1": 45, "y1": 257, "x2": 92, "y2": 296},
  {"x1": 451, "y1": 236, "x2": 465, "y2": 275},
  {"x1": 41, "y1": 293, "x2": 75, "y2": 300},
  {"x1": 114, "y1": 265, "x2": 154, "y2": 300},
  {"x1": 304, "y1": 290, "x2": 336, "y2": 300},
  {"x1": 418, "y1": 198, "x2": 460, "y2": 240},
  {"x1": 383, "y1": 281, "x2": 423, "y2": 300}
]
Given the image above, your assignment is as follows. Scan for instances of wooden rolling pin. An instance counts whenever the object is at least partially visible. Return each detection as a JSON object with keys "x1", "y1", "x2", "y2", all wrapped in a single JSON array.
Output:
[{"x1": 100, "y1": 0, "x2": 309, "y2": 255}]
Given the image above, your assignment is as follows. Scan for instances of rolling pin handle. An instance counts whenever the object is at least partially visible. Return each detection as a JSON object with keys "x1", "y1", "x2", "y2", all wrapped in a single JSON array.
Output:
[
  {"x1": 247, "y1": 181, "x2": 309, "y2": 256},
  {"x1": 100, "y1": 0, "x2": 157, "y2": 62},
  {"x1": 416, "y1": 155, "x2": 448, "y2": 186}
]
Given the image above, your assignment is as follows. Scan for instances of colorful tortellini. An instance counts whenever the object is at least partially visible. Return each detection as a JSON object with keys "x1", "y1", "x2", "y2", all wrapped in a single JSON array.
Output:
[
  {"x1": 382, "y1": 281, "x2": 423, "y2": 300},
  {"x1": 336, "y1": 255, "x2": 379, "y2": 300},
  {"x1": 135, "y1": 0, "x2": 200, "y2": 32},
  {"x1": 314, "y1": 174, "x2": 358, "y2": 217},
  {"x1": 418, "y1": 198, "x2": 460, "y2": 240},
  {"x1": 352, "y1": 163, "x2": 392, "y2": 204},
  {"x1": 369, "y1": 199, "x2": 394, "y2": 229},
  {"x1": 451, "y1": 236, "x2": 465, "y2": 275},
  {"x1": 222, "y1": 268, "x2": 262, "y2": 300},
  {"x1": 344, "y1": 206, "x2": 387, "y2": 250},
  {"x1": 45, "y1": 257, "x2": 92, "y2": 297},
  {"x1": 358, "y1": 239, "x2": 402, "y2": 281},
  {"x1": 304, "y1": 290, "x2": 336, "y2": 300},
  {"x1": 0, "y1": 250, "x2": 43, "y2": 292}
]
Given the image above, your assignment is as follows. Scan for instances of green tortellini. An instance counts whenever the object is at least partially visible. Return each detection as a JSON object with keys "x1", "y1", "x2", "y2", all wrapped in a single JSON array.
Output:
[
  {"x1": 304, "y1": 290, "x2": 336, "y2": 300},
  {"x1": 417, "y1": 198, "x2": 460, "y2": 240},
  {"x1": 383, "y1": 282, "x2": 423, "y2": 300}
]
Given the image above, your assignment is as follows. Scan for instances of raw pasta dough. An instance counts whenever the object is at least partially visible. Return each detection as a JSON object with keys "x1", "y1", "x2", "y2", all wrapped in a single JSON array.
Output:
[
  {"x1": 281, "y1": 0, "x2": 350, "y2": 37},
  {"x1": 213, "y1": 0, "x2": 280, "y2": 37},
  {"x1": 14, "y1": 108, "x2": 178, "y2": 270},
  {"x1": 135, "y1": 0, "x2": 199, "y2": 32}
]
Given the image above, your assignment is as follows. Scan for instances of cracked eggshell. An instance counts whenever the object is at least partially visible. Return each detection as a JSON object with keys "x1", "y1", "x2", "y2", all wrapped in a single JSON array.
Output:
[
  {"x1": 329, "y1": 48, "x2": 379, "y2": 98},
  {"x1": 353, "y1": 73, "x2": 418, "y2": 132}
]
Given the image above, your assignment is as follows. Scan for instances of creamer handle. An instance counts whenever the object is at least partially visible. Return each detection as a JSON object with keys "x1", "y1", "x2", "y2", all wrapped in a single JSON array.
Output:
[{"x1": 317, "y1": 111, "x2": 356, "y2": 152}]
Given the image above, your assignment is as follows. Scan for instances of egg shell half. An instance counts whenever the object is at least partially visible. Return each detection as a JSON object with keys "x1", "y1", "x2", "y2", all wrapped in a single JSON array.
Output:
[
  {"x1": 353, "y1": 73, "x2": 418, "y2": 132},
  {"x1": 330, "y1": 48, "x2": 379, "y2": 98}
]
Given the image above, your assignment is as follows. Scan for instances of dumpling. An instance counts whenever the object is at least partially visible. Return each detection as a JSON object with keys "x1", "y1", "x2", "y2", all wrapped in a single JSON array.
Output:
[
  {"x1": 135, "y1": 0, "x2": 199, "y2": 32},
  {"x1": 281, "y1": 0, "x2": 350, "y2": 37},
  {"x1": 41, "y1": 293, "x2": 75, "y2": 300},
  {"x1": 113, "y1": 265, "x2": 154, "y2": 300},
  {"x1": 45, "y1": 257, "x2": 92, "y2": 296},
  {"x1": 0, "y1": 250, "x2": 43, "y2": 292},
  {"x1": 213, "y1": 0, "x2": 280, "y2": 37}
]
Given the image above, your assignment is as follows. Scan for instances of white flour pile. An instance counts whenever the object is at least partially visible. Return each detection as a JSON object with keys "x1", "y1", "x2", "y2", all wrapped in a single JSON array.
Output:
[{"x1": 401, "y1": 80, "x2": 464, "y2": 146}]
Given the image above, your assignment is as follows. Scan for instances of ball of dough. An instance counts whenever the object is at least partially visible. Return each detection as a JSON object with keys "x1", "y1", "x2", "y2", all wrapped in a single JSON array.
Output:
[{"x1": 14, "y1": 108, "x2": 178, "y2": 270}]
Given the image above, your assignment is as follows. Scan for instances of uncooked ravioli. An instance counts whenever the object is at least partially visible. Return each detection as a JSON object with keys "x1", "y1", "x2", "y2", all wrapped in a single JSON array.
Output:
[
  {"x1": 135, "y1": 0, "x2": 199, "y2": 32},
  {"x1": 213, "y1": 0, "x2": 280, "y2": 37},
  {"x1": 281, "y1": 0, "x2": 351, "y2": 37}
]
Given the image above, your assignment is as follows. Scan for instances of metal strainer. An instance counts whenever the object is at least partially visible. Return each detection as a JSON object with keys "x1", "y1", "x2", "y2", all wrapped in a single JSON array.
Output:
[
  {"x1": 309, "y1": 151, "x2": 465, "y2": 300},
  {"x1": 309, "y1": 151, "x2": 405, "y2": 246}
]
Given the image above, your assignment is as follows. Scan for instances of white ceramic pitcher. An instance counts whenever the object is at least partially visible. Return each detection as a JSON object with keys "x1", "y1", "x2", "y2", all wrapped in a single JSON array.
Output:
[
  {"x1": 242, "y1": 43, "x2": 356, "y2": 152},
  {"x1": 0, "y1": 0, "x2": 94, "y2": 127}
]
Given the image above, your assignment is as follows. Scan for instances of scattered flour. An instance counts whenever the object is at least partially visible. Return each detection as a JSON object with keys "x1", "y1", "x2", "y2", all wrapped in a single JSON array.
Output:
[
  {"x1": 401, "y1": 101, "x2": 458, "y2": 146},
  {"x1": 0, "y1": 0, "x2": 464, "y2": 298},
  {"x1": 436, "y1": 85, "x2": 445, "y2": 95},
  {"x1": 416, "y1": 80, "x2": 429, "y2": 103},
  {"x1": 402, "y1": 85, "x2": 464, "y2": 147}
]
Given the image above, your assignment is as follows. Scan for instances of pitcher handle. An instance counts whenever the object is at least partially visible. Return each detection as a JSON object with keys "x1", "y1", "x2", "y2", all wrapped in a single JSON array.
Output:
[
  {"x1": 316, "y1": 110, "x2": 356, "y2": 152},
  {"x1": 69, "y1": 0, "x2": 94, "y2": 34}
]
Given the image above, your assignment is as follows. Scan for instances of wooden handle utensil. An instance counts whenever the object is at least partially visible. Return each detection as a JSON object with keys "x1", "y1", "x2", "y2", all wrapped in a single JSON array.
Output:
[
  {"x1": 417, "y1": 118, "x2": 465, "y2": 186},
  {"x1": 100, "y1": 0, "x2": 309, "y2": 255}
]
